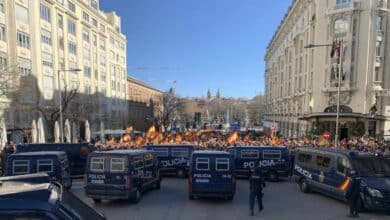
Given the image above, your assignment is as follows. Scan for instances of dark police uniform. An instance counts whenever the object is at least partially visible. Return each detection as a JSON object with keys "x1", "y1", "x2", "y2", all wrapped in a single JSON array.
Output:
[
  {"x1": 345, "y1": 175, "x2": 361, "y2": 218},
  {"x1": 249, "y1": 167, "x2": 266, "y2": 216}
]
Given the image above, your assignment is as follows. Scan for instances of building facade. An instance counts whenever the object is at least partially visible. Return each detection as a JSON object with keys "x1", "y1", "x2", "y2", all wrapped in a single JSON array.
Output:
[
  {"x1": 0, "y1": 0, "x2": 127, "y2": 143},
  {"x1": 264, "y1": 0, "x2": 389, "y2": 139},
  {"x1": 127, "y1": 76, "x2": 163, "y2": 132}
]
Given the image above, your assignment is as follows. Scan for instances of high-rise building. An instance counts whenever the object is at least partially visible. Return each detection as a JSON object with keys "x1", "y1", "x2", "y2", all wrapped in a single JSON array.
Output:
[
  {"x1": 0, "y1": 0, "x2": 127, "y2": 142},
  {"x1": 264, "y1": 0, "x2": 389, "y2": 139}
]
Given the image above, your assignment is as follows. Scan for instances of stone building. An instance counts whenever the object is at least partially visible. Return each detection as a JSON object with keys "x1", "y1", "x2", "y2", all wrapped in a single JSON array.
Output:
[
  {"x1": 127, "y1": 76, "x2": 163, "y2": 132},
  {"x1": 264, "y1": 0, "x2": 389, "y2": 139},
  {"x1": 0, "y1": 0, "x2": 127, "y2": 143}
]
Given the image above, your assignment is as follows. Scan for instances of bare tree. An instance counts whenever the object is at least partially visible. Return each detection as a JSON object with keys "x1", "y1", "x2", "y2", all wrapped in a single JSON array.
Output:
[{"x1": 159, "y1": 88, "x2": 179, "y2": 131}]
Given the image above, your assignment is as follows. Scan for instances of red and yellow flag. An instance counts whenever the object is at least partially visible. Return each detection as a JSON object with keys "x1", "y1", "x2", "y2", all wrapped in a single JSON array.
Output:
[
  {"x1": 227, "y1": 131, "x2": 238, "y2": 144},
  {"x1": 146, "y1": 126, "x2": 156, "y2": 139},
  {"x1": 152, "y1": 132, "x2": 164, "y2": 145},
  {"x1": 135, "y1": 136, "x2": 146, "y2": 147},
  {"x1": 339, "y1": 177, "x2": 351, "y2": 191}
]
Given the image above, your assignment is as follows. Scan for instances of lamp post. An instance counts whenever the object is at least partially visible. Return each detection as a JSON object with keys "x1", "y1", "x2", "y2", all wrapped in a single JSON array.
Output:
[
  {"x1": 304, "y1": 39, "x2": 343, "y2": 149},
  {"x1": 57, "y1": 68, "x2": 82, "y2": 143}
]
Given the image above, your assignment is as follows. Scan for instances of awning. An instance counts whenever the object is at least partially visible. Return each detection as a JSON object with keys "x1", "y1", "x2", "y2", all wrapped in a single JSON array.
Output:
[{"x1": 298, "y1": 112, "x2": 387, "y2": 121}]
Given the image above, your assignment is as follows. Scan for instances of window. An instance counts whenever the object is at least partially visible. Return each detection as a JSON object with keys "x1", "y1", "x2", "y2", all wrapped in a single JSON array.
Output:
[
  {"x1": 40, "y1": 4, "x2": 51, "y2": 22},
  {"x1": 0, "y1": 54, "x2": 7, "y2": 70},
  {"x1": 58, "y1": 14, "x2": 64, "y2": 29},
  {"x1": 100, "y1": 72, "x2": 106, "y2": 81},
  {"x1": 82, "y1": 11, "x2": 89, "y2": 22},
  {"x1": 133, "y1": 156, "x2": 143, "y2": 169},
  {"x1": 42, "y1": 52, "x2": 53, "y2": 67},
  {"x1": 91, "y1": 0, "x2": 98, "y2": 10},
  {"x1": 316, "y1": 155, "x2": 331, "y2": 168},
  {"x1": 37, "y1": 159, "x2": 53, "y2": 172},
  {"x1": 100, "y1": 56, "x2": 106, "y2": 66},
  {"x1": 334, "y1": 18, "x2": 349, "y2": 35},
  {"x1": 196, "y1": 158, "x2": 209, "y2": 170},
  {"x1": 337, "y1": 157, "x2": 351, "y2": 174},
  {"x1": 41, "y1": 29, "x2": 52, "y2": 45},
  {"x1": 151, "y1": 148, "x2": 168, "y2": 157},
  {"x1": 110, "y1": 158, "x2": 125, "y2": 172},
  {"x1": 15, "y1": 4, "x2": 29, "y2": 23},
  {"x1": 84, "y1": 66, "x2": 91, "y2": 77},
  {"x1": 376, "y1": 16, "x2": 383, "y2": 32},
  {"x1": 83, "y1": 30, "x2": 89, "y2": 42},
  {"x1": 110, "y1": 37, "x2": 115, "y2": 44},
  {"x1": 18, "y1": 57, "x2": 31, "y2": 75},
  {"x1": 145, "y1": 154, "x2": 154, "y2": 167},
  {"x1": 241, "y1": 150, "x2": 259, "y2": 159},
  {"x1": 298, "y1": 153, "x2": 312, "y2": 163},
  {"x1": 17, "y1": 31, "x2": 30, "y2": 49},
  {"x1": 100, "y1": 39, "x2": 106, "y2": 50},
  {"x1": 68, "y1": 41, "x2": 77, "y2": 54},
  {"x1": 100, "y1": 24, "x2": 105, "y2": 32},
  {"x1": 0, "y1": 25, "x2": 5, "y2": 41},
  {"x1": 92, "y1": 18, "x2": 98, "y2": 27},
  {"x1": 263, "y1": 150, "x2": 281, "y2": 160},
  {"x1": 84, "y1": 83, "x2": 91, "y2": 94},
  {"x1": 12, "y1": 160, "x2": 29, "y2": 174},
  {"x1": 90, "y1": 157, "x2": 105, "y2": 172},
  {"x1": 83, "y1": 47, "x2": 90, "y2": 60},
  {"x1": 216, "y1": 158, "x2": 229, "y2": 171},
  {"x1": 43, "y1": 75, "x2": 54, "y2": 99},
  {"x1": 0, "y1": 2, "x2": 4, "y2": 13},
  {"x1": 68, "y1": 19, "x2": 76, "y2": 35},
  {"x1": 336, "y1": 0, "x2": 350, "y2": 4},
  {"x1": 68, "y1": 1, "x2": 75, "y2": 13}
]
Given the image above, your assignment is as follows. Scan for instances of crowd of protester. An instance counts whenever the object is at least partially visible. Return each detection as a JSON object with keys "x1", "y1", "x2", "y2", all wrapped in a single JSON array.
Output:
[{"x1": 92, "y1": 132, "x2": 390, "y2": 155}]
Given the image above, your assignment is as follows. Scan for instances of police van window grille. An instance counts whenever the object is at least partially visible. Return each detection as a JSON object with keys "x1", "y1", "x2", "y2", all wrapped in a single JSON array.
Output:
[
  {"x1": 110, "y1": 158, "x2": 125, "y2": 172},
  {"x1": 172, "y1": 148, "x2": 189, "y2": 157},
  {"x1": 153, "y1": 148, "x2": 168, "y2": 157},
  {"x1": 90, "y1": 157, "x2": 105, "y2": 172},
  {"x1": 196, "y1": 158, "x2": 209, "y2": 170},
  {"x1": 298, "y1": 153, "x2": 312, "y2": 163},
  {"x1": 12, "y1": 160, "x2": 29, "y2": 174},
  {"x1": 133, "y1": 157, "x2": 144, "y2": 169},
  {"x1": 316, "y1": 155, "x2": 331, "y2": 168},
  {"x1": 145, "y1": 154, "x2": 153, "y2": 167},
  {"x1": 241, "y1": 150, "x2": 259, "y2": 159},
  {"x1": 216, "y1": 158, "x2": 229, "y2": 171},
  {"x1": 37, "y1": 159, "x2": 53, "y2": 172},
  {"x1": 263, "y1": 150, "x2": 281, "y2": 160}
]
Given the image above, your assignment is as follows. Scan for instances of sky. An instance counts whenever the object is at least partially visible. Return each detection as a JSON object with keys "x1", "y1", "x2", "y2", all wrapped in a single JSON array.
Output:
[{"x1": 100, "y1": 0, "x2": 292, "y2": 98}]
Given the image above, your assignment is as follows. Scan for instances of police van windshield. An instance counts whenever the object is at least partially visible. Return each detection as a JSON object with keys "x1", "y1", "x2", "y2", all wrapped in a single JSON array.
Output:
[{"x1": 352, "y1": 157, "x2": 390, "y2": 177}]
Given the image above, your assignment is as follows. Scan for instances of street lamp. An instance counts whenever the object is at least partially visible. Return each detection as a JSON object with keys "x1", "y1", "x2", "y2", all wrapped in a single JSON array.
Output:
[
  {"x1": 57, "y1": 68, "x2": 82, "y2": 143},
  {"x1": 304, "y1": 40, "x2": 343, "y2": 149}
]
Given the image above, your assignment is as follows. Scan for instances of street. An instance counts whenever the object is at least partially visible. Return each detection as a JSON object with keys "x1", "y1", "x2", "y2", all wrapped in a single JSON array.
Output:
[{"x1": 71, "y1": 178, "x2": 389, "y2": 220}]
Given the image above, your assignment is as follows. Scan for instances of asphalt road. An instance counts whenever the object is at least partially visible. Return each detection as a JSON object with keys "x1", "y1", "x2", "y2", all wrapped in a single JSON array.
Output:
[{"x1": 71, "y1": 178, "x2": 389, "y2": 220}]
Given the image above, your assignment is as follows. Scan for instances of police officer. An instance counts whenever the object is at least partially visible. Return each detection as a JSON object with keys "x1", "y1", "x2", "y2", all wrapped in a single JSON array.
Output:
[
  {"x1": 249, "y1": 166, "x2": 266, "y2": 216},
  {"x1": 345, "y1": 170, "x2": 361, "y2": 218}
]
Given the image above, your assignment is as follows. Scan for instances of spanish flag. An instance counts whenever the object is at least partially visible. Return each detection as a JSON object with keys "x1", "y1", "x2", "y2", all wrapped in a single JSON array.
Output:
[
  {"x1": 146, "y1": 126, "x2": 156, "y2": 139},
  {"x1": 227, "y1": 131, "x2": 238, "y2": 144},
  {"x1": 152, "y1": 132, "x2": 164, "y2": 145},
  {"x1": 135, "y1": 136, "x2": 146, "y2": 147},
  {"x1": 339, "y1": 177, "x2": 351, "y2": 191},
  {"x1": 196, "y1": 130, "x2": 202, "y2": 137}
]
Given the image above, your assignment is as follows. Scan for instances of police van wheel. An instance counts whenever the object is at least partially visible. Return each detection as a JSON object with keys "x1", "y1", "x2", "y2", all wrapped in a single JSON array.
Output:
[
  {"x1": 299, "y1": 179, "x2": 310, "y2": 193},
  {"x1": 132, "y1": 189, "x2": 142, "y2": 203},
  {"x1": 177, "y1": 169, "x2": 186, "y2": 178}
]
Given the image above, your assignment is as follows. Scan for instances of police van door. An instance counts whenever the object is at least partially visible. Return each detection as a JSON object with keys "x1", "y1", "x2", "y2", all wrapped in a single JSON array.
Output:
[
  {"x1": 333, "y1": 156, "x2": 352, "y2": 199},
  {"x1": 144, "y1": 153, "x2": 156, "y2": 184}
]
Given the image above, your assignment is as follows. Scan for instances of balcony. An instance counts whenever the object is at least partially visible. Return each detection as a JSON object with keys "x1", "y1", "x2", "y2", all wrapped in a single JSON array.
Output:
[
  {"x1": 377, "y1": 0, "x2": 389, "y2": 13},
  {"x1": 326, "y1": 1, "x2": 362, "y2": 15}
]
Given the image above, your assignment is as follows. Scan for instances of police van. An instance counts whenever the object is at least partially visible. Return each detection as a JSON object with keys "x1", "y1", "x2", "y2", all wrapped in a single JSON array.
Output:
[
  {"x1": 0, "y1": 174, "x2": 106, "y2": 220},
  {"x1": 85, "y1": 150, "x2": 161, "y2": 203},
  {"x1": 227, "y1": 146, "x2": 290, "y2": 180},
  {"x1": 293, "y1": 147, "x2": 390, "y2": 211},
  {"x1": 189, "y1": 151, "x2": 235, "y2": 200},
  {"x1": 146, "y1": 144, "x2": 195, "y2": 178},
  {"x1": 5, "y1": 151, "x2": 72, "y2": 189},
  {"x1": 16, "y1": 143, "x2": 96, "y2": 176}
]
